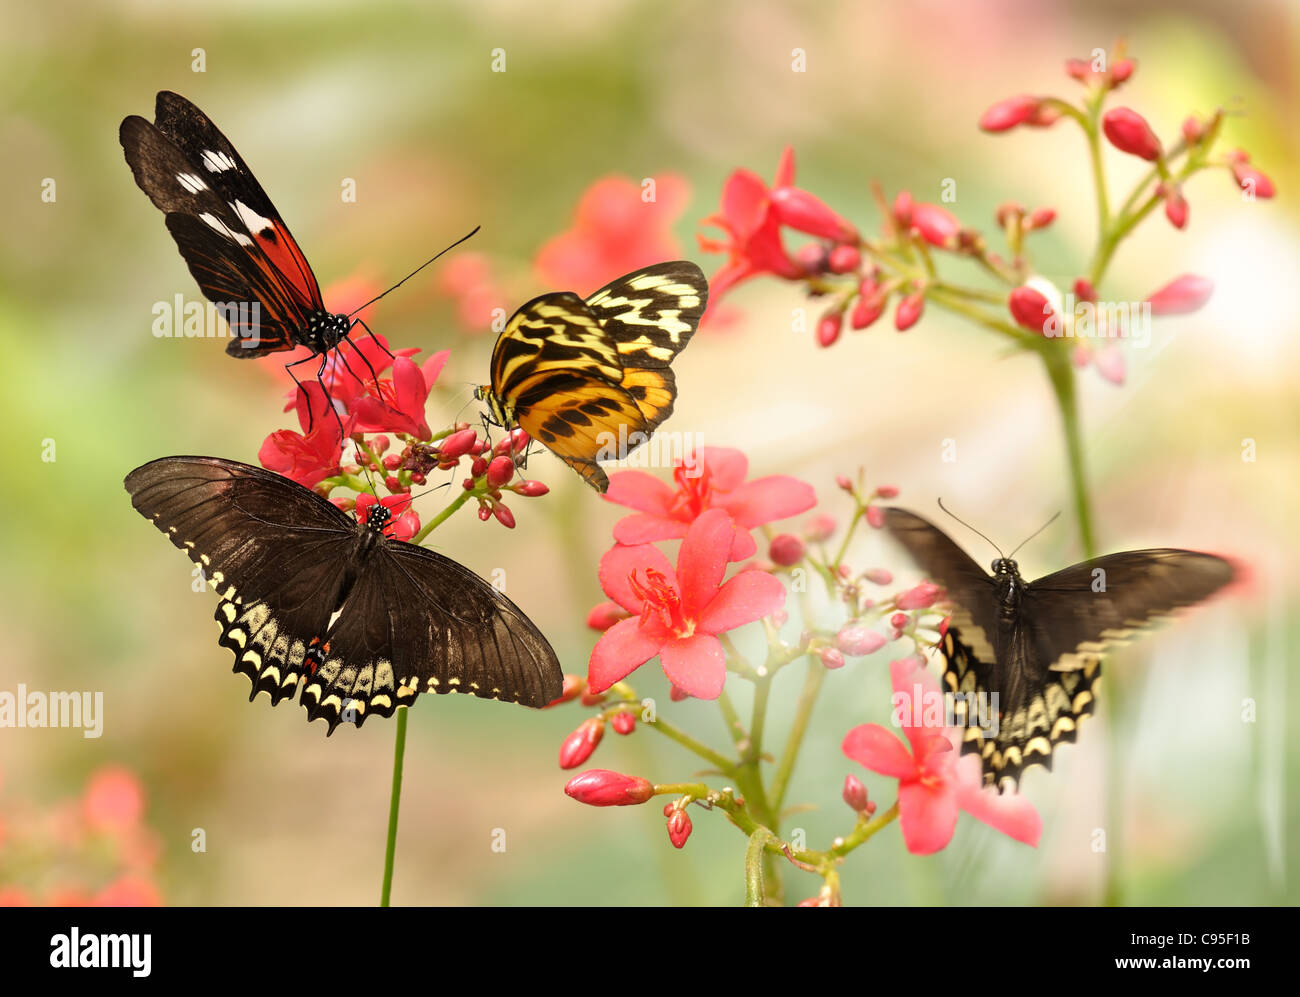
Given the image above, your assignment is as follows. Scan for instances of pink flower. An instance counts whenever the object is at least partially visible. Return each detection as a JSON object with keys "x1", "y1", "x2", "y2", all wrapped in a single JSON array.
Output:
[
  {"x1": 355, "y1": 493, "x2": 420, "y2": 541},
  {"x1": 536, "y1": 174, "x2": 690, "y2": 292},
  {"x1": 1146, "y1": 274, "x2": 1214, "y2": 316},
  {"x1": 564, "y1": 769, "x2": 655, "y2": 807},
  {"x1": 288, "y1": 332, "x2": 420, "y2": 415},
  {"x1": 349, "y1": 352, "x2": 448, "y2": 439},
  {"x1": 589, "y1": 509, "x2": 787, "y2": 698},
  {"x1": 605, "y1": 447, "x2": 817, "y2": 560},
  {"x1": 699, "y1": 147, "x2": 857, "y2": 302},
  {"x1": 259, "y1": 382, "x2": 344, "y2": 489},
  {"x1": 841, "y1": 657, "x2": 1041, "y2": 854}
]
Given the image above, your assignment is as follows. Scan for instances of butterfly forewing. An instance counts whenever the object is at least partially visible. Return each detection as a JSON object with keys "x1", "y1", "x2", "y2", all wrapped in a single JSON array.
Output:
[{"x1": 125, "y1": 457, "x2": 563, "y2": 732}]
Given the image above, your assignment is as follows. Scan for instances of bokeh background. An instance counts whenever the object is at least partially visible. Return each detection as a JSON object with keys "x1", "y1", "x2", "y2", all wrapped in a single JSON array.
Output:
[{"x1": 2, "y1": 0, "x2": 1296, "y2": 906}]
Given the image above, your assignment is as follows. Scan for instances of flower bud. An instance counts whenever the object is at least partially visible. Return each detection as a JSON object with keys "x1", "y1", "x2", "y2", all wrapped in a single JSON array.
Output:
[
  {"x1": 1102, "y1": 107, "x2": 1163, "y2": 162},
  {"x1": 666, "y1": 808, "x2": 693, "y2": 848},
  {"x1": 564, "y1": 769, "x2": 654, "y2": 807},
  {"x1": 842, "y1": 773, "x2": 870, "y2": 813},
  {"x1": 911, "y1": 202, "x2": 960, "y2": 248},
  {"x1": 803, "y1": 513, "x2": 837, "y2": 542},
  {"x1": 865, "y1": 506, "x2": 885, "y2": 529},
  {"x1": 828, "y1": 244, "x2": 861, "y2": 274},
  {"x1": 850, "y1": 293, "x2": 886, "y2": 330},
  {"x1": 896, "y1": 581, "x2": 941, "y2": 610},
  {"x1": 611, "y1": 711, "x2": 636, "y2": 735},
  {"x1": 1146, "y1": 274, "x2": 1213, "y2": 316},
  {"x1": 513, "y1": 479, "x2": 549, "y2": 497},
  {"x1": 1162, "y1": 185, "x2": 1188, "y2": 229},
  {"x1": 487, "y1": 455, "x2": 515, "y2": 488},
  {"x1": 818, "y1": 647, "x2": 846, "y2": 669},
  {"x1": 874, "y1": 484, "x2": 899, "y2": 499},
  {"x1": 439, "y1": 428, "x2": 479, "y2": 460},
  {"x1": 770, "y1": 187, "x2": 859, "y2": 242},
  {"x1": 1072, "y1": 278, "x2": 1097, "y2": 303},
  {"x1": 836, "y1": 625, "x2": 887, "y2": 657},
  {"x1": 492, "y1": 503, "x2": 516, "y2": 529},
  {"x1": 769, "y1": 533, "x2": 805, "y2": 566},
  {"x1": 979, "y1": 95, "x2": 1043, "y2": 132},
  {"x1": 382, "y1": 454, "x2": 402, "y2": 471},
  {"x1": 816, "y1": 309, "x2": 844, "y2": 348},
  {"x1": 890, "y1": 612, "x2": 908, "y2": 629},
  {"x1": 1008, "y1": 286, "x2": 1056, "y2": 335},
  {"x1": 1231, "y1": 161, "x2": 1276, "y2": 199},
  {"x1": 586, "y1": 601, "x2": 628, "y2": 632},
  {"x1": 894, "y1": 292, "x2": 924, "y2": 331},
  {"x1": 546, "y1": 674, "x2": 585, "y2": 707},
  {"x1": 862, "y1": 568, "x2": 892, "y2": 586},
  {"x1": 559, "y1": 717, "x2": 605, "y2": 769}
]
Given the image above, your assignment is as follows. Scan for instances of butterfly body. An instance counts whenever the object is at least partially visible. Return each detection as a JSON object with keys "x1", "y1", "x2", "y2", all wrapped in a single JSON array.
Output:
[
  {"x1": 121, "y1": 91, "x2": 357, "y2": 361},
  {"x1": 884, "y1": 507, "x2": 1233, "y2": 788},
  {"x1": 125, "y1": 456, "x2": 563, "y2": 733},
  {"x1": 478, "y1": 262, "x2": 708, "y2": 492}
]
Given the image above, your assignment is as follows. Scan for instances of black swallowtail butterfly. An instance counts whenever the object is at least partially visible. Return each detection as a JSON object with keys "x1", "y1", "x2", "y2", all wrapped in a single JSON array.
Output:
[
  {"x1": 125, "y1": 456, "x2": 563, "y2": 733},
  {"x1": 884, "y1": 507, "x2": 1234, "y2": 788}
]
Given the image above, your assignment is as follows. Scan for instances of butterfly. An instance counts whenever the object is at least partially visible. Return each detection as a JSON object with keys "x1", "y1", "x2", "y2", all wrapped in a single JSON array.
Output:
[
  {"x1": 883, "y1": 507, "x2": 1234, "y2": 789},
  {"x1": 475, "y1": 261, "x2": 708, "y2": 492},
  {"x1": 125, "y1": 456, "x2": 563, "y2": 733}
]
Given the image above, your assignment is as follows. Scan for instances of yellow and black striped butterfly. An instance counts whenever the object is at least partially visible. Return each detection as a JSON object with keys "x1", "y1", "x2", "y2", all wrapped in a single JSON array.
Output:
[{"x1": 475, "y1": 261, "x2": 708, "y2": 492}]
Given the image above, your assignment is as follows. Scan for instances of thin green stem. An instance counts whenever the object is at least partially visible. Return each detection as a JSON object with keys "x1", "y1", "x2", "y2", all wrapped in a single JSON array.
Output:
[
  {"x1": 410, "y1": 490, "x2": 473, "y2": 546},
  {"x1": 380, "y1": 707, "x2": 408, "y2": 907},
  {"x1": 1041, "y1": 346, "x2": 1097, "y2": 558},
  {"x1": 744, "y1": 828, "x2": 778, "y2": 906},
  {"x1": 770, "y1": 655, "x2": 827, "y2": 814}
]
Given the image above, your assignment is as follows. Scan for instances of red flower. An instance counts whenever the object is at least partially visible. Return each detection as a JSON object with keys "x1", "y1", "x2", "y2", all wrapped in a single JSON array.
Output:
[
  {"x1": 437, "y1": 251, "x2": 504, "y2": 332},
  {"x1": 589, "y1": 509, "x2": 787, "y2": 699},
  {"x1": 604, "y1": 446, "x2": 817, "y2": 560},
  {"x1": 1102, "y1": 107, "x2": 1163, "y2": 162},
  {"x1": 286, "y1": 332, "x2": 420, "y2": 416},
  {"x1": 699, "y1": 146, "x2": 857, "y2": 302},
  {"x1": 841, "y1": 657, "x2": 1041, "y2": 854},
  {"x1": 258, "y1": 382, "x2": 343, "y2": 489},
  {"x1": 355, "y1": 493, "x2": 420, "y2": 541},
  {"x1": 82, "y1": 766, "x2": 145, "y2": 834},
  {"x1": 348, "y1": 352, "x2": 448, "y2": 440},
  {"x1": 536, "y1": 174, "x2": 689, "y2": 292}
]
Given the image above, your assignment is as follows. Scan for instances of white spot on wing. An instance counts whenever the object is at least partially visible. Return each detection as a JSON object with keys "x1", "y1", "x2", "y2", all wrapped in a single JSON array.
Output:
[
  {"x1": 201, "y1": 149, "x2": 238, "y2": 173},
  {"x1": 232, "y1": 200, "x2": 273, "y2": 235},
  {"x1": 199, "y1": 212, "x2": 253, "y2": 247},
  {"x1": 177, "y1": 173, "x2": 208, "y2": 194}
]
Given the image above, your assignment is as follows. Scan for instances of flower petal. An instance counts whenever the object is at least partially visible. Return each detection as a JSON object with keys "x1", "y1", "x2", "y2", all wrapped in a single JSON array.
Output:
[
  {"x1": 698, "y1": 447, "x2": 749, "y2": 491},
  {"x1": 841, "y1": 724, "x2": 917, "y2": 779},
  {"x1": 954, "y1": 755, "x2": 1042, "y2": 846},
  {"x1": 588, "y1": 617, "x2": 666, "y2": 694},
  {"x1": 604, "y1": 471, "x2": 677, "y2": 515},
  {"x1": 659, "y1": 633, "x2": 727, "y2": 699},
  {"x1": 898, "y1": 779, "x2": 960, "y2": 855},
  {"x1": 697, "y1": 569, "x2": 786, "y2": 634},
  {"x1": 676, "y1": 508, "x2": 735, "y2": 619},
  {"x1": 718, "y1": 474, "x2": 817, "y2": 528},
  {"x1": 598, "y1": 542, "x2": 677, "y2": 614}
]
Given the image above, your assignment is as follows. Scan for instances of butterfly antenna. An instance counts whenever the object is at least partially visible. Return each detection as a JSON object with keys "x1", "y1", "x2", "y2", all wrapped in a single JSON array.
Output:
[
  {"x1": 936, "y1": 498, "x2": 1005, "y2": 558},
  {"x1": 1007, "y1": 510, "x2": 1061, "y2": 559},
  {"x1": 346, "y1": 225, "x2": 481, "y2": 319}
]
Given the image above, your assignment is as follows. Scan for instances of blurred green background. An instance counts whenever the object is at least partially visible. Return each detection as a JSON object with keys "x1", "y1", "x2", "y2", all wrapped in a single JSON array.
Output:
[{"x1": 1, "y1": 0, "x2": 1296, "y2": 905}]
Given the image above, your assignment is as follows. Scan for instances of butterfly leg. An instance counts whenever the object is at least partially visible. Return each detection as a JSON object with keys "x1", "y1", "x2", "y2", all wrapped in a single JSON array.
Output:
[{"x1": 282, "y1": 353, "x2": 332, "y2": 436}]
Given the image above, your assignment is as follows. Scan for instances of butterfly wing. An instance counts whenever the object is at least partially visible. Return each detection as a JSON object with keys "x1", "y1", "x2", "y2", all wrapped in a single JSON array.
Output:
[
  {"x1": 299, "y1": 541, "x2": 563, "y2": 731},
  {"x1": 121, "y1": 92, "x2": 325, "y2": 356},
  {"x1": 1024, "y1": 550, "x2": 1234, "y2": 670},
  {"x1": 124, "y1": 456, "x2": 358, "y2": 709},
  {"x1": 489, "y1": 292, "x2": 648, "y2": 492},
  {"x1": 882, "y1": 507, "x2": 1001, "y2": 661}
]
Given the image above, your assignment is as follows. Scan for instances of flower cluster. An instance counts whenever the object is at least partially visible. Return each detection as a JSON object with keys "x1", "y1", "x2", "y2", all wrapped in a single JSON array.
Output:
[
  {"x1": 551, "y1": 449, "x2": 1041, "y2": 893},
  {"x1": 0, "y1": 765, "x2": 162, "y2": 906},
  {"x1": 698, "y1": 45, "x2": 1274, "y2": 388}
]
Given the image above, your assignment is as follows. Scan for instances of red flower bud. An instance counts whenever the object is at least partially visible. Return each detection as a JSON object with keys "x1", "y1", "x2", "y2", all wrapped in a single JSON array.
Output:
[
  {"x1": 836, "y1": 474, "x2": 854, "y2": 492},
  {"x1": 1181, "y1": 115, "x2": 1205, "y2": 146},
  {"x1": 865, "y1": 506, "x2": 885, "y2": 529},
  {"x1": 382, "y1": 454, "x2": 402, "y2": 471},
  {"x1": 666, "y1": 808, "x2": 693, "y2": 848},
  {"x1": 586, "y1": 600, "x2": 629, "y2": 632},
  {"x1": 894, "y1": 292, "x2": 924, "y2": 331},
  {"x1": 559, "y1": 717, "x2": 605, "y2": 769},
  {"x1": 836, "y1": 625, "x2": 886, "y2": 657},
  {"x1": 564, "y1": 769, "x2": 654, "y2": 807},
  {"x1": 892, "y1": 191, "x2": 914, "y2": 228},
  {"x1": 862, "y1": 568, "x2": 892, "y2": 586},
  {"x1": 803, "y1": 513, "x2": 836, "y2": 542},
  {"x1": 890, "y1": 612, "x2": 908, "y2": 629},
  {"x1": 1146, "y1": 274, "x2": 1213, "y2": 316},
  {"x1": 611, "y1": 711, "x2": 636, "y2": 735},
  {"x1": 896, "y1": 581, "x2": 941, "y2": 610},
  {"x1": 384, "y1": 475, "x2": 402, "y2": 492},
  {"x1": 769, "y1": 533, "x2": 805, "y2": 566},
  {"x1": 1232, "y1": 161, "x2": 1276, "y2": 200},
  {"x1": 1163, "y1": 185, "x2": 1188, "y2": 229},
  {"x1": 818, "y1": 647, "x2": 846, "y2": 669},
  {"x1": 842, "y1": 773, "x2": 870, "y2": 813},
  {"x1": 439, "y1": 428, "x2": 479, "y2": 460},
  {"x1": 471, "y1": 456, "x2": 488, "y2": 477},
  {"x1": 513, "y1": 479, "x2": 549, "y2": 497},
  {"x1": 1027, "y1": 207, "x2": 1056, "y2": 229},
  {"x1": 1110, "y1": 58, "x2": 1135, "y2": 85},
  {"x1": 828, "y1": 244, "x2": 861, "y2": 274},
  {"x1": 816, "y1": 309, "x2": 843, "y2": 348},
  {"x1": 911, "y1": 202, "x2": 960, "y2": 248},
  {"x1": 794, "y1": 241, "x2": 829, "y2": 275},
  {"x1": 979, "y1": 95, "x2": 1056, "y2": 132},
  {"x1": 495, "y1": 428, "x2": 530, "y2": 456},
  {"x1": 487, "y1": 455, "x2": 515, "y2": 488},
  {"x1": 1008, "y1": 286, "x2": 1056, "y2": 335},
  {"x1": 1102, "y1": 107, "x2": 1163, "y2": 162},
  {"x1": 546, "y1": 674, "x2": 586, "y2": 707},
  {"x1": 850, "y1": 292, "x2": 886, "y2": 330},
  {"x1": 493, "y1": 503, "x2": 516, "y2": 529},
  {"x1": 410, "y1": 472, "x2": 427, "y2": 486},
  {"x1": 874, "y1": 484, "x2": 899, "y2": 499},
  {"x1": 1073, "y1": 278, "x2": 1097, "y2": 303},
  {"x1": 580, "y1": 688, "x2": 608, "y2": 707}
]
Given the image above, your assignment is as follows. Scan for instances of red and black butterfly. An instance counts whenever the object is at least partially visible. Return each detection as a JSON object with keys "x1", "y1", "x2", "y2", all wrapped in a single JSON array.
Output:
[{"x1": 120, "y1": 91, "x2": 468, "y2": 415}]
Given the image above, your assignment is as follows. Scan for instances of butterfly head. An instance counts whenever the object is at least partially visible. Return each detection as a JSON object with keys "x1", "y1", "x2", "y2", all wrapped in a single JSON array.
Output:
[
  {"x1": 991, "y1": 557, "x2": 1021, "y2": 579},
  {"x1": 304, "y1": 311, "x2": 353, "y2": 354},
  {"x1": 475, "y1": 386, "x2": 511, "y2": 427}
]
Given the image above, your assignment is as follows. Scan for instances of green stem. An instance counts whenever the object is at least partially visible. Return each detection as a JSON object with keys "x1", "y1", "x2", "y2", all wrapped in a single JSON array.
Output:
[
  {"x1": 1041, "y1": 346, "x2": 1097, "y2": 558},
  {"x1": 380, "y1": 707, "x2": 408, "y2": 907},
  {"x1": 770, "y1": 655, "x2": 827, "y2": 814},
  {"x1": 744, "y1": 828, "x2": 778, "y2": 906},
  {"x1": 411, "y1": 490, "x2": 473, "y2": 546}
]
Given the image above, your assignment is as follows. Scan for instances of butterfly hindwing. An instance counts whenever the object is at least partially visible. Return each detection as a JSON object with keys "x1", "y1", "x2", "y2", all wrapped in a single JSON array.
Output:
[
  {"x1": 125, "y1": 456, "x2": 563, "y2": 732},
  {"x1": 484, "y1": 262, "x2": 707, "y2": 492}
]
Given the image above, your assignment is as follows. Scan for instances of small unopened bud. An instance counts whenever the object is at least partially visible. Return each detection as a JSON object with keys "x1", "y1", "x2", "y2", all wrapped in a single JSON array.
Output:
[
  {"x1": 559, "y1": 717, "x2": 605, "y2": 769},
  {"x1": 666, "y1": 808, "x2": 693, "y2": 848},
  {"x1": 487, "y1": 455, "x2": 515, "y2": 488},
  {"x1": 769, "y1": 533, "x2": 805, "y2": 566},
  {"x1": 818, "y1": 647, "x2": 846, "y2": 669},
  {"x1": 836, "y1": 625, "x2": 887, "y2": 657},
  {"x1": 842, "y1": 773, "x2": 870, "y2": 813},
  {"x1": 611, "y1": 711, "x2": 636, "y2": 735},
  {"x1": 546, "y1": 674, "x2": 585, "y2": 707},
  {"x1": 564, "y1": 769, "x2": 654, "y2": 807}
]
